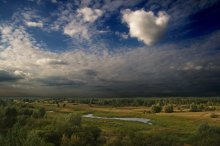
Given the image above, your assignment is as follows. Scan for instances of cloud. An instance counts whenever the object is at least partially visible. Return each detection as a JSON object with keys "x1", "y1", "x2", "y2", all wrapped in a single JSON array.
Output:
[
  {"x1": 36, "y1": 58, "x2": 67, "y2": 65},
  {"x1": 0, "y1": 26, "x2": 12, "y2": 35},
  {"x1": 63, "y1": 22, "x2": 89, "y2": 39},
  {"x1": 122, "y1": 9, "x2": 169, "y2": 45},
  {"x1": 0, "y1": 70, "x2": 23, "y2": 82},
  {"x1": 25, "y1": 21, "x2": 43, "y2": 27},
  {"x1": 179, "y1": 62, "x2": 203, "y2": 71},
  {"x1": 1, "y1": 4, "x2": 220, "y2": 97},
  {"x1": 1, "y1": 28, "x2": 220, "y2": 96},
  {"x1": 51, "y1": 4, "x2": 104, "y2": 40},
  {"x1": 14, "y1": 70, "x2": 32, "y2": 80},
  {"x1": 115, "y1": 31, "x2": 129, "y2": 39},
  {"x1": 62, "y1": 7, "x2": 103, "y2": 39},
  {"x1": 51, "y1": 0, "x2": 57, "y2": 3},
  {"x1": 100, "y1": 0, "x2": 144, "y2": 12},
  {"x1": 37, "y1": 76, "x2": 85, "y2": 87},
  {"x1": 77, "y1": 7, "x2": 103, "y2": 23}
]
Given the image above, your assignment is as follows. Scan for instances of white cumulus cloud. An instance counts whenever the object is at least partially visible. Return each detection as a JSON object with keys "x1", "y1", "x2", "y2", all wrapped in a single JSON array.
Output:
[{"x1": 122, "y1": 9, "x2": 169, "y2": 45}]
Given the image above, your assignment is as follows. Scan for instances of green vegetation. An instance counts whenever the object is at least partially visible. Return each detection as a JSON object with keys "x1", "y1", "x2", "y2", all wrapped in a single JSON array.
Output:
[
  {"x1": 163, "y1": 104, "x2": 174, "y2": 113},
  {"x1": 0, "y1": 97, "x2": 220, "y2": 146},
  {"x1": 210, "y1": 113, "x2": 218, "y2": 118},
  {"x1": 191, "y1": 123, "x2": 220, "y2": 146},
  {"x1": 151, "y1": 104, "x2": 162, "y2": 113}
]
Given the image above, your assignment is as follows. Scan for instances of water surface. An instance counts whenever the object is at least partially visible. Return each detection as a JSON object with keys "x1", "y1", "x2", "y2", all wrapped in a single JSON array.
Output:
[{"x1": 83, "y1": 114, "x2": 152, "y2": 125}]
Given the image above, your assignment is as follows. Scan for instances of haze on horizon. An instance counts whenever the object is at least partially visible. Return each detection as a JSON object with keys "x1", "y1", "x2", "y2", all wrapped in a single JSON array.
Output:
[{"x1": 0, "y1": 0, "x2": 220, "y2": 97}]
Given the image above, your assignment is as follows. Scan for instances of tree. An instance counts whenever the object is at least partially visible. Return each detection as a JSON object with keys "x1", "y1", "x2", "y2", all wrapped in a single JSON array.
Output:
[
  {"x1": 164, "y1": 104, "x2": 174, "y2": 113},
  {"x1": 151, "y1": 105, "x2": 162, "y2": 113},
  {"x1": 190, "y1": 103, "x2": 199, "y2": 112}
]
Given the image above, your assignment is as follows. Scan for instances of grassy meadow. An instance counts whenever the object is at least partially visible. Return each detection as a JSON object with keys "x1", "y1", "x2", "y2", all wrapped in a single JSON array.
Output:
[{"x1": 0, "y1": 97, "x2": 220, "y2": 146}]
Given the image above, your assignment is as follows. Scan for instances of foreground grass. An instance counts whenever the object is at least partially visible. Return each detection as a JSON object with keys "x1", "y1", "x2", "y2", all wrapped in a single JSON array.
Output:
[
  {"x1": 1, "y1": 98, "x2": 219, "y2": 146},
  {"x1": 38, "y1": 102, "x2": 220, "y2": 144}
]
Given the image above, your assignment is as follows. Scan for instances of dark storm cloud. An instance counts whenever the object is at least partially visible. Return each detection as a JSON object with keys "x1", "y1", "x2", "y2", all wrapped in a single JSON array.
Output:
[
  {"x1": 37, "y1": 76, "x2": 85, "y2": 87},
  {"x1": 84, "y1": 69, "x2": 98, "y2": 77},
  {"x1": 90, "y1": 69, "x2": 220, "y2": 97},
  {"x1": 0, "y1": 70, "x2": 22, "y2": 82}
]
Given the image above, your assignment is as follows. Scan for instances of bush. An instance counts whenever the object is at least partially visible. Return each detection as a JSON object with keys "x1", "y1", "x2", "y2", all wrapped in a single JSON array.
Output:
[
  {"x1": 192, "y1": 123, "x2": 220, "y2": 146},
  {"x1": 164, "y1": 105, "x2": 174, "y2": 113},
  {"x1": 151, "y1": 105, "x2": 162, "y2": 113},
  {"x1": 2, "y1": 124, "x2": 27, "y2": 146},
  {"x1": 205, "y1": 106, "x2": 216, "y2": 111},
  {"x1": 39, "y1": 131, "x2": 60, "y2": 146},
  {"x1": 190, "y1": 103, "x2": 200, "y2": 112},
  {"x1": 20, "y1": 108, "x2": 33, "y2": 116},
  {"x1": 32, "y1": 111, "x2": 39, "y2": 119},
  {"x1": 38, "y1": 107, "x2": 46, "y2": 118},
  {"x1": 32, "y1": 107, "x2": 46, "y2": 119},
  {"x1": 108, "y1": 131, "x2": 147, "y2": 146},
  {"x1": 60, "y1": 114, "x2": 104, "y2": 146},
  {"x1": 1, "y1": 107, "x2": 18, "y2": 128},
  {"x1": 210, "y1": 113, "x2": 218, "y2": 118},
  {"x1": 5, "y1": 107, "x2": 17, "y2": 117},
  {"x1": 25, "y1": 131, "x2": 53, "y2": 146},
  {"x1": 66, "y1": 113, "x2": 82, "y2": 127}
]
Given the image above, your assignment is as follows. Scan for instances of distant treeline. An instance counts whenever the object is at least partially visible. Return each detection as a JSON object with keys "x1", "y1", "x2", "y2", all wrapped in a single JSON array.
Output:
[
  {"x1": 3, "y1": 97, "x2": 219, "y2": 108},
  {"x1": 38, "y1": 97, "x2": 220, "y2": 107},
  {"x1": 2, "y1": 97, "x2": 220, "y2": 108}
]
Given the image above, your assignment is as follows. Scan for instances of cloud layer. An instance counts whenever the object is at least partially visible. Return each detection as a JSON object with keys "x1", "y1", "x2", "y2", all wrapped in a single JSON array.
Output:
[
  {"x1": 0, "y1": 21, "x2": 220, "y2": 96},
  {"x1": 0, "y1": 0, "x2": 220, "y2": 97}
]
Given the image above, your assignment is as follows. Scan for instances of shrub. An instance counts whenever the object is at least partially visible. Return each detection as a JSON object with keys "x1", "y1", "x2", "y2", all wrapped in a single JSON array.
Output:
[
  {"x1": 39, "y1": 131, "x2": 60, "y2": 146},
  {"x1": 151, "y1": 105, "x2": 162, "y2": 113},
  {"x1": 32, "y1": 111, "x2": 39, "y2": 119},
  {"x1": 2, "y1": 124, "x2": 27, "y2": 146},
  {"x1": 66, "y1": 113, "x2": 81, "y2": 127},
  {"x1": 192, "y1": 123, "x2": 220, "y2": 146},
  {"x1": 205, "y1": 106, "x2": 216, "y2": 111},
  {"x1": 20, "y1": 108, "x2": 33, "y2": 116},
  {"x1": 63, "y1": 104, "x2": 66, "y2": 108},
  {"x1": 5, "y1": 107, "x2": 17, "y2": 117},
  {"x1": 210, "y1": 113, "x2": 218, "y2": 118},
  {"x1": 190, "y1": 103, "x2": 200, "y2": 112},
  {"x1": 164, "y1": 105, "x2": 174, "y2": 113},
  {"x1": 1, "y1": 107, "x2": 18, "y2": 128},
  {"x1": 25, "y1": 131, "x2": 53, "y2": 146},
  {"x1": 38, "y1": 107, "x2": 46, "y2": 118},
  {"x1": 32, "y1": 107, "x2": 46, "y2": 119},
  {"x1": 0, "y1": 100, "x2": 6, "y2": 107}
]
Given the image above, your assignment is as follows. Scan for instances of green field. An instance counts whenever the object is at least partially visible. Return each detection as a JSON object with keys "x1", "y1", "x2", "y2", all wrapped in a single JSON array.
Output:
[{"x1": 0, "y1": 98, "x2": 220, "y2": 146}]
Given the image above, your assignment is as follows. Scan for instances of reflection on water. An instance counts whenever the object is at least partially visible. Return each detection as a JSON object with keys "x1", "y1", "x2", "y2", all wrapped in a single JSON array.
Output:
[{"x1": 83, "y1": 114, "x2": 152, "y2": 125}]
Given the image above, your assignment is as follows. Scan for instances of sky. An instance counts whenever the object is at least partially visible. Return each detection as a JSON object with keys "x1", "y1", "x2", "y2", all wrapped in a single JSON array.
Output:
[{"x1": 0, "y1": 0, "x2": 220, "y2": 97}]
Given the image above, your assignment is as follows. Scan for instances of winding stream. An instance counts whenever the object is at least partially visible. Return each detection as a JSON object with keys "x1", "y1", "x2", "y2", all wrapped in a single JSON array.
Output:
[{"x1": 82, "y1": 114, "x2": 152, "y2": 125}]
